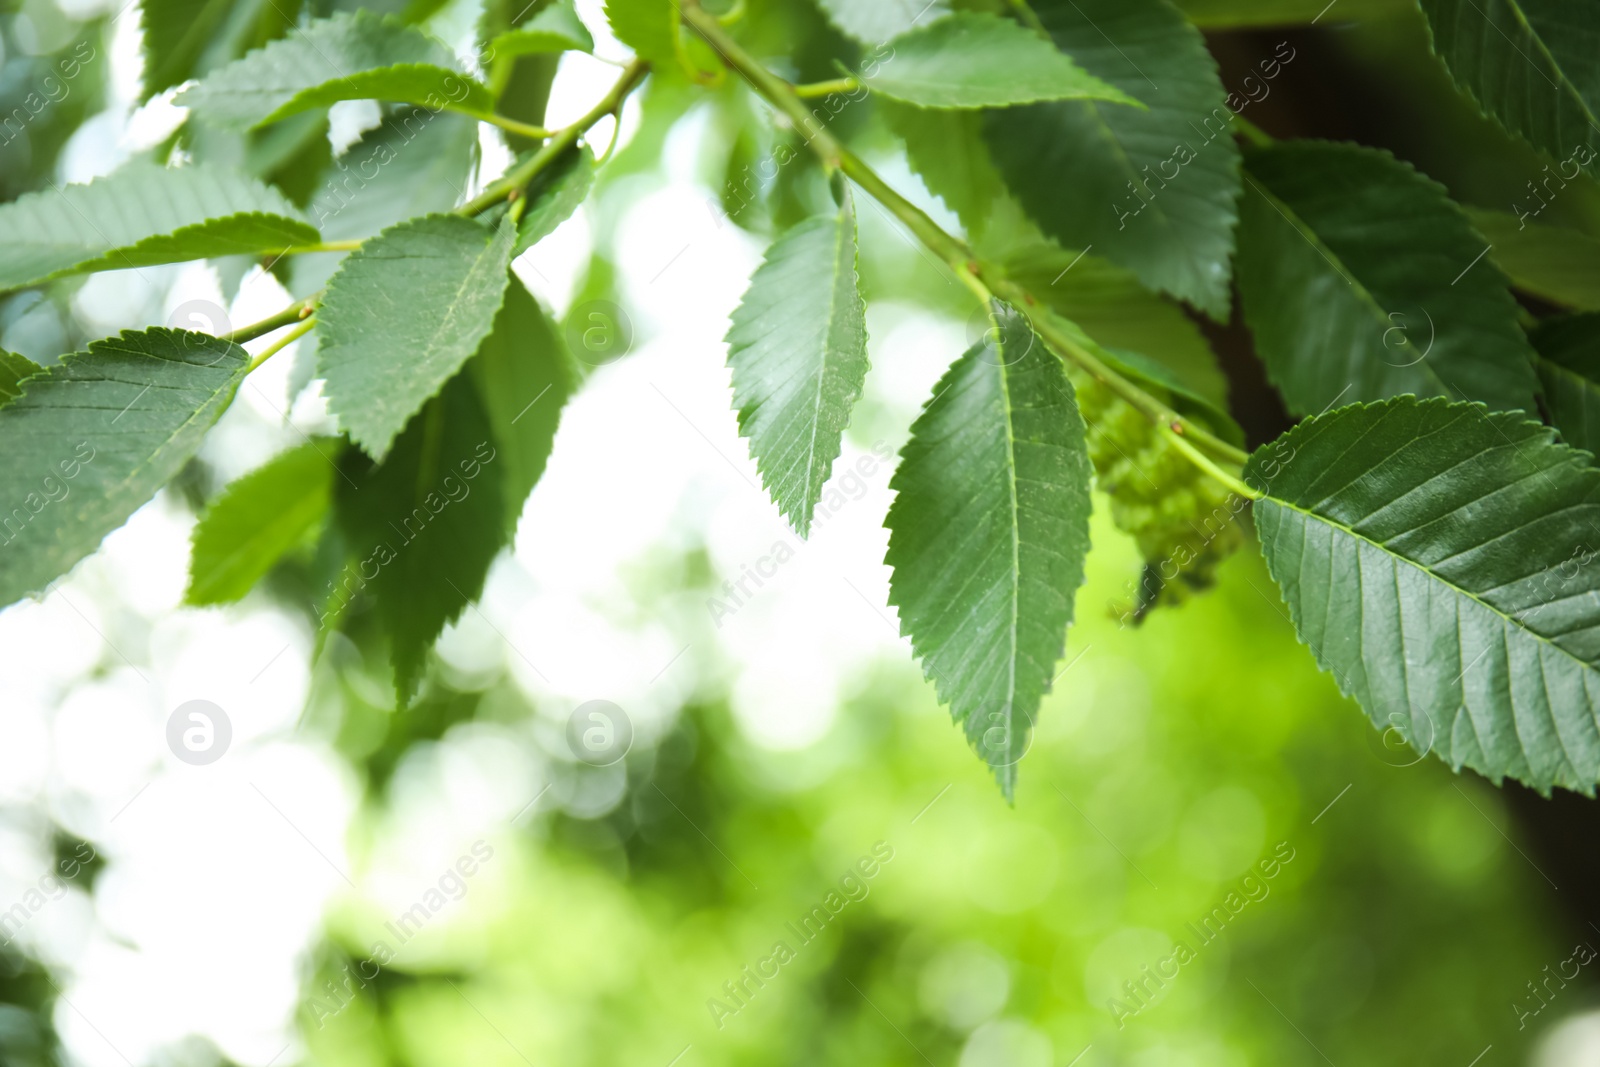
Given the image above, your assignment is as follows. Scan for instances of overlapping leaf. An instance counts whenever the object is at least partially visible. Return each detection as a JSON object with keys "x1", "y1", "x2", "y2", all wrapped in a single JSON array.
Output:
[
  {"x1": 0, "y1": 161, "x2": 318, "y2": 292},
  {"x1": 0, "y1": 353, "x2": 41, "y2": 405},
  {"x1": 488, "y1": 0, "x2": 594, "y2": 58},
  {"x1": 1467, "y1": 207, "x2": 1600, "y2": 311},
  {"x1": 885, "y1": 304, "x2": 1093, "y2": 800},
  {"x1": 514, "y1": 145, "x2": 595, "y2": 255},
  {"x1": 317, "y1": 214, "x2": 517, "y2": 461},
  {"x1": 863, "y1": 13, "x2": 1139, "y2": 109},
  {"x1": 187, "y1": 439, "x2": 337, "y2": 605},
  {"x1": 1532, "y1": 314, "x2": 1600, "y2": 456},
  {"x1": 605, "y1": 0, "x2": 678, "y2": 66},
  {"x1": 1250, "y1": 396, "x2": 1600, "y2": 794},
  {"x1": 1236, "y1": 141, "x2": 1540, "y2": 416},
  {"x1": 177, "y1": 11, "x2": 493, "y2": 128},
  {"x1": 1419, "y1": 0, "x2": 1600, "y2": 173},
  {"x1": 985, "y1": 0, "x2": 1240, "y2": 317},
  {"x1": 883, "y1": 102, "x2": 1003, "y2": 237},
  {"x1": 727, "y1": 187, "x2": 869, "y2": 536},
  {"x1": 139, "y1": 0, "x2": 235, "y2": 100},
  {"x1": 0, "y1": 329, "x2": 248, "y2": 608}
]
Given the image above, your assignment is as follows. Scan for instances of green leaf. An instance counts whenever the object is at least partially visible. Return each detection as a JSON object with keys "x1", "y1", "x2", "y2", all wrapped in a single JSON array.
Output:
[
  {"x1": 1418, "y1": 0, "x2": 1600, "y2": 174},
  {"x1": 469, "y1": 276, "x2": 578, "y2": 537},
  {"x1": 883, "y1": 102, "x2": 1004, "y2": 237},
  {"x1": 1176, "y1": 0, "x2": 1407, "y2": 25},
  {"x1": 813, "y1": 0, "x2": 949, "y2": 44},
  {"x1": 885, "y1": 303, "x2": 1094, "y2": 800},
  {"x1": 1531, "y1": 314, "x2": 1600, "y2": 455},
  {"x1": 186, "y1": 439, "x2": 337, "y2": 606},
  {"x1": 514, "y1": 144, "x2": 595, "y2": 256},
  {"x1": 0, "y1": 329, "x2": 248, "y2": 608},
  {"x1": 604, "y1": 0, "x2": 679, "y2": 66},
  {"x1": 333, "y1": 373, "x2": 507, "y2": 703},
  {"x1": 863, "y1": 13, "x2": 1140, "y2": 109},
  {"x1": 984, "y1": 0, "x2": 1242, "y2": 318},
  {"x1": 487, "y1": 0, "x2": 594, "y2": 58},
  {"x1": 1000, "y1": 241, "x2": 1229, "y2": 412},
  {"x1": 176, "y1": 11, "x2": 494, "y2": 128},
  {"x1": 1236, "y1": 141, "x2": 1541, "y2": 416},
  {"x1": 0, "y1": 352, "x2": 41, "y2": 405},
  {"x1": 140, "y1": 0, "x2": 236, "y2": 100},
  {"x1": 0, "y1": 161, "x2": 319, "y2": 293},
  {"x1": 727, "y1": 187, "x2": 869, "y2": 536},
  {"x1": 288, "y1": 110, "x2": 481, "y2": 295},
  {"x1": 317, "y1": 214, "x2": 517, "y2": 461},
  {"x1": 1466, "y1": 207, "x2": 1600, "y2": 311},
  {"x1": 1249, "y1": 396, "x2": 1600, "y2": 794}
]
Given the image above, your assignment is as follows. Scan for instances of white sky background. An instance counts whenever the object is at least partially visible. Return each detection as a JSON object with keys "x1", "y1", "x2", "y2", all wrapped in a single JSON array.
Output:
[{"x1": 0, "y1": 1, "x2": 958, "y2": 1063}]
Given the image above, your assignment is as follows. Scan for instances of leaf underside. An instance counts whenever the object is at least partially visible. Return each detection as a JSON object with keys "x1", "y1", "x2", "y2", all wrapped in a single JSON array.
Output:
[
  {"x1": 0, "y1": 329, "x2": 249, "y2": 608},
  {"x1": 727, "y1": 187, "x2": 869, "y2": 536},
  {"x1": 1250, "y1": 396, "x2": 1600, "y2": 794},
  {"x1": 885, "y1": 304, "x2": 1093, "y2": 800}
]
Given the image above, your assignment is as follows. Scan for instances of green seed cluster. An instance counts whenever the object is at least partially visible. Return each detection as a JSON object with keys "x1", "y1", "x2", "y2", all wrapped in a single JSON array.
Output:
[{"x1": 1073, "y1": 371, "x2": 1246, "y2": 620}]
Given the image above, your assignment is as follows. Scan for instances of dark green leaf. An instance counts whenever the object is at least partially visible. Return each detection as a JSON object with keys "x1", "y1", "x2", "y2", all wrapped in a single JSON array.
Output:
[
  {"x1": 1467, "y1": 206, "x2": 1600, "y2": 311},
  {"x1": 727, "y1": 187, "x2": 869, "y2": 536},
  {"x1": 333, "y1": 373, "x2": 506, "y2": 703},
  {"x1": 139, "y1": 0, "x2": 236, "y2": 100},
  {"x1": 186, "y1": 439, "x2": 337, "y2": 605},
  {"x1": 1249, "y1": 395, "x2": 1600, "y2": 794},
  {"x1": 0, "y1": 352, "x2": 41, "y2": 405},
  {"x1": 1418, "y1": 0, "x2": 1600, "y2": 174},
  {"x1": 317, "y1": 214, "x2": 517, "y2": 461},
  {"x1": 514, "y1": 144, "x2": 595, "y2": 255},
  {"x1": 469, "y1": 276, "x2": 578, "y2": 537},
  {"x1": 0, "y1": 329, "x2": 248, "y2": 607},
  {"x1": 0, "y1": 161, "x2": 319, "y2": 293},
  {"x1": 883, "y1": 102, "x2": 1003, "y2": 237},
  {"x1": 864, "y1": 13, "x2": 1140, "y2": 109},
  {"x1": 1176, "y1": 0, "x2": 1406, "y2": 25},
  {"x1": 885, "y1": 303, "x2": 1094, "y2": 800},
  {"x1": 1236, "y1": 141, "x2": 1540, "y2": 416},
  {"x1": 176, "y1": 11, "x2": 494, "y2": 128},
  {"x1": 1532, "y1": 314, "x2": 1600, "y2": 455},
  {"x1": 985, "y1": 0, "x2": 1241, "y2": 318}
]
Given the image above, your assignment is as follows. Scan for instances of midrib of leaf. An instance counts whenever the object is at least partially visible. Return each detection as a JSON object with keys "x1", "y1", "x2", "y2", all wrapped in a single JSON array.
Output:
[
  {"x1": 104, "y1": 339, "x2": 245, "y2": 488},
  {"x1": 1084, "y1": 102, "x2": 1184, "y2": 242},
  {"x1": 1246, "y1": 176, "x2": 1455, "y2": 398},
  {"x1": 804, "y1": 207, "x2": 853, "y2": 507},
  {"x1": 997, "y1": 337, "x2": 1024, "y2": 731},
  {"x1": 1498, "y1": 0, "x2": 1599, "y2": 129},
  {"x1": 421, "y1": 223, "x2": 514, "y2": 387}
]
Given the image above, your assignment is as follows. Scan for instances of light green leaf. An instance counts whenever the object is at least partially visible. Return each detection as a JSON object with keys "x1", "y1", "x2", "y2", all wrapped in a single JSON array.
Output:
[
  {"x1": 1001, "y1": 241, "x2": 1229, "y2": 412},
  {"x1": 885, "y1": 303, "x2": 1093, "y2": 800},
  {"x1": 1419, "y1": 0, "x2": 1600, "y2": 174},
  {"x1": 1466, "y1": 207, "x2": 1600, "y2": 311},
  {"x1": 288, "y1": 110, "x2": 481, "y2": 295},
  {"x1": 488, "y1": 0, "x2": 594, "y2": 58},
  {"x1": 176, "y1": 11, "x2": 493, "y2": 128},
  {"x1": 318, "y1": 214, "x2": 517, "y2": 461},
  {"x1": 0, "y1": 352, "x2": 41, "y2": 405},
  {"x1": 469, "y1": 276, "x2": 578, "y2": 537},
  {"x1": 186, "y1": 439, "x2": 337, "y2": 606},
  {"x1": 604, "y1": 0, "x2": 679, "y2": 65},
  {"x1": 0, "y1": 161, "x2": 318, "y2": 293},
  {"x1": 863, "y1": 13, "x2": 1140, "y2": 109},
  {"x1": 0, "y1": 329, "x2": 248, "y2": 608},
  {"x1": 514, "y1": 144, "x2": 595, "y2": 255},
  {"x1": 727, "y1": 187, "x2": 869, "y2": 536},
  {"x1": 813, "y1": 0, "x2": 949, "y2": 44},
  {"x1": 985, "y1": 0, "x2": 1241, "y2": 318},
  {"x1": 1249, "y1": 396, "x2": 1600, "y2": 794},
  {"x1": 1532, "y1": 314, "x2": 1600, "y2": 455},
  {"x1": 1236, "y1": 141, "x2": 1540, "y2": 416},
  {"x1": 333, "y1": 373, "x2": 507, "y2": 703}
]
